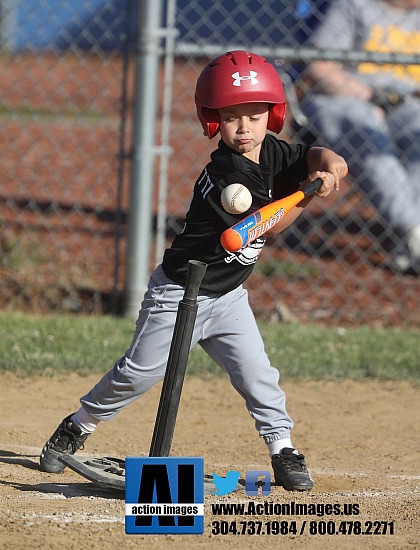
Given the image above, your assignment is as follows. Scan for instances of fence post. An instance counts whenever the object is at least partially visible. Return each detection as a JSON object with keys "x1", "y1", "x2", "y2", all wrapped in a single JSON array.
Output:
[{"x1": 124, "y1": 0, "x2": 164, "y2": 318}]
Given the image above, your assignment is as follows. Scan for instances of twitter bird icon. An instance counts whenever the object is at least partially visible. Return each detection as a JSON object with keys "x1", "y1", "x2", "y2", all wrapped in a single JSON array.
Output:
[{"x1": 212, "y1": 470, "x2": 241, "y2": 496}]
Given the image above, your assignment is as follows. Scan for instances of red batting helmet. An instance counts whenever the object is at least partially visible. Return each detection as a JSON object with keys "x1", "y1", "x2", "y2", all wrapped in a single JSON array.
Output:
[{"x1": 195, "y1": 50, "x2": 287, "y2": 139}]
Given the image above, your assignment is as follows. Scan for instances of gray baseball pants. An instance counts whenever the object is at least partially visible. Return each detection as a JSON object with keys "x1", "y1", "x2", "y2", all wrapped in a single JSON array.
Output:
[{"x1": 79, "y1": 264, "x2": 293, "y2": 442}]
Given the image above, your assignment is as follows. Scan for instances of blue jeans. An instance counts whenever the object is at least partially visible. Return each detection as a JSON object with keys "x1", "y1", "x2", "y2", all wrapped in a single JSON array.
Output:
[{"x1": 300, "y1": 95, "x2": 420, "y2": 233}]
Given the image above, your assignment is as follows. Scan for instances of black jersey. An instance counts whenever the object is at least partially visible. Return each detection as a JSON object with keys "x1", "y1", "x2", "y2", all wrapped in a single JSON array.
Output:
[{"x1": 162, "y1": 135, "x2": 311, "y2": 293}]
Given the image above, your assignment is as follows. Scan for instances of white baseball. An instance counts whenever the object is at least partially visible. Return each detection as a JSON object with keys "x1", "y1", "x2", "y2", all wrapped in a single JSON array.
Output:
[{"x1": 221, "y1": 183, "x2": 252, "y2": 214}]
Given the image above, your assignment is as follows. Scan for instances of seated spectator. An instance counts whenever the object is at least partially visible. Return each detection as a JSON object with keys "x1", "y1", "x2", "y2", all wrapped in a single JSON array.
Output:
[{"x1": 295, "y1": 0, "x2": 420, "y2": 273}]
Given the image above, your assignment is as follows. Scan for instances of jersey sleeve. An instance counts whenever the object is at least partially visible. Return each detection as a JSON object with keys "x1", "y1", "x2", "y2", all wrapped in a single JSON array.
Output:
[
  {"x1": 186, "y1": 168, "x2": 258, "y2": 228},
  {"x1": 266, "y1": 137, "x2": 311, "y2": 200}
]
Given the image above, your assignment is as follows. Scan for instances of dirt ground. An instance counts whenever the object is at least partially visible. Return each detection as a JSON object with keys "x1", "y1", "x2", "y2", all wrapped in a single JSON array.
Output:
[{"x1": 0, "y1": 372, "x2": 418, "y2": 550}]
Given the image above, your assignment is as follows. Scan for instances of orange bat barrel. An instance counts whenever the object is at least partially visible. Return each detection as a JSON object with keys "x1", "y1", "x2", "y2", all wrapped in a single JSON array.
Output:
[{"x1": 220, "y1": 178, "x2": 322, "y2": 253}]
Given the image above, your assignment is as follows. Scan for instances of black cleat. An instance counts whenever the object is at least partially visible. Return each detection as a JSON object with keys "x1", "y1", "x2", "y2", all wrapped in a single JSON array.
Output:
[
  {"x1": 40, "y1": 414, "x2": 90, "y2": 473},
  {"x1": 272, "y1": 448, "x2": 314, "y2": 491}
]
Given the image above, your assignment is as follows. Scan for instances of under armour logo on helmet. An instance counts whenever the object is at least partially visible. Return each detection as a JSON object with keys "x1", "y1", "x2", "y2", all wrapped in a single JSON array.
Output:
[{"x1": 231, "y1": 71, "x2": 259, "y2": 87}]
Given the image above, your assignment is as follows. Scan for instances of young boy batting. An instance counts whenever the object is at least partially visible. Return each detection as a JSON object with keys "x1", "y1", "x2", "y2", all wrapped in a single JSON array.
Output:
[{"x1": 40, "y1": 51, "x2": 348, "y2": 491}]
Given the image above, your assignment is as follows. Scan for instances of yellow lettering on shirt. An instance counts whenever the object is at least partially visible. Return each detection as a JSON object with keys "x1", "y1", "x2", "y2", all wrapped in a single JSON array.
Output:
[{"x1": 358, "y1": 24, "x2": 420, "y2": 83}]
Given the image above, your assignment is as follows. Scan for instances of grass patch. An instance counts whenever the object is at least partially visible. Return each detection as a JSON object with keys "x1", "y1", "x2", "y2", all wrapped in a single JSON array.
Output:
[
  {"x1": 259, "y1": 323, "x2": 420, "y2": 380},
  {"x1": 0, "y1": 312, "x2": 418, "y2": 380},
  {"x1": 0, "y1": 312, "x2": 134, "y2": 376}
]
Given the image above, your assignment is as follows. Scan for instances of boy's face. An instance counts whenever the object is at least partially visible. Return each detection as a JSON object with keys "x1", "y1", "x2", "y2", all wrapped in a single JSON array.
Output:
[{"x1": 218, "y1": 102, "x2": 269, "y2": 161}]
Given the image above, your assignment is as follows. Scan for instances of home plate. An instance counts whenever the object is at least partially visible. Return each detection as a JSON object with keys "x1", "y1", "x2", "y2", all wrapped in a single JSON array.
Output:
[{"x1": 58, "y1": 455, "x2": 125, "y2": 491}]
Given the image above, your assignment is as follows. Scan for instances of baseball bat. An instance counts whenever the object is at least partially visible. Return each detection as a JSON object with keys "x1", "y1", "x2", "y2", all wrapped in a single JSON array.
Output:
[
  {"x1": 149, "y1": 259, "x2": 208, "y2": 458},
  {"x1": 220, "y1": 178, "x2": 323, "y2": 253}
]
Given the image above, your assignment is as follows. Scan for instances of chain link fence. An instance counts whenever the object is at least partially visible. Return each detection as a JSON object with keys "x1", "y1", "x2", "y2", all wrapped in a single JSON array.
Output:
[
  {"x1": 1, "y1": 1, "x2": 419, "y2": 326},
  {"x1": 0, "y1": 0, "x2": 134, "y2": 313}
]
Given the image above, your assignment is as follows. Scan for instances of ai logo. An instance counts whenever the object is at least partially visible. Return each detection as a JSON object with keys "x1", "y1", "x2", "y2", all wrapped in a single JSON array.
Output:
[
  {"x1": 125, "y1": 457, "x2": 204, "y2": 535},
  {"x1": 231, "y1": 71, "x2": 259, "y2": 86}
]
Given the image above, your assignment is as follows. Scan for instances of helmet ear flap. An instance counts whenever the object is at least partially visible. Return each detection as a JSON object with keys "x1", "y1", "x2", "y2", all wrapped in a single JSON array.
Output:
[
  {"x1": 207, "y1": 122, "x2": 220, "y2": 139},
  {"x1": 268, "y1": 103, "x2": 287, "y2": 134},
  {"x1": 202, "y1": 107, "x2": 220, "y2": 139}
]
